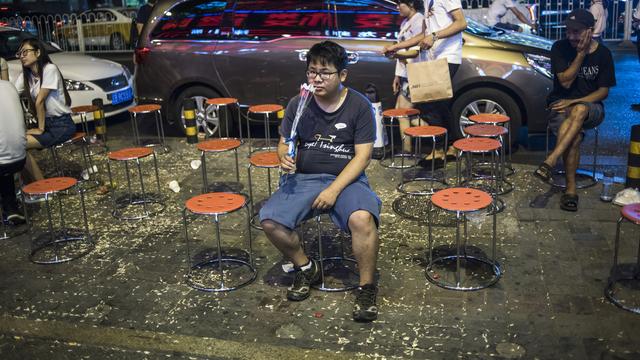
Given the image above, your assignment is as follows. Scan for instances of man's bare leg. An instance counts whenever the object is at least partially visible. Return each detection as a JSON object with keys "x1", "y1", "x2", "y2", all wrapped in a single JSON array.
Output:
[
  {"x1": 348, "y1": 210, "x2": 379, "y2": 286},
  {"x1": 545, "y1": 104, "x2": 588, "y2": 167},
  {"x1": 563, "y1": 135, "x2": 582, "y2": 196},
  {"x1": 261, "y1": 220, "x2": 308, "y2": 267}
]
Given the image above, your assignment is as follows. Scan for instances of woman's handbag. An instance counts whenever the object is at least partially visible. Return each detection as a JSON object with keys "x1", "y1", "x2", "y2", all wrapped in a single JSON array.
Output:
[{"x1": 406, "y1": 58, "x2": 453, "y2": 103}]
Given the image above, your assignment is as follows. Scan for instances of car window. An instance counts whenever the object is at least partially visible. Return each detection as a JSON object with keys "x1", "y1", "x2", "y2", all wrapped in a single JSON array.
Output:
[
  {"x1": 150, "y1": 0, "x2": 231, "y2": 40},
  {"x1": 232, "y1": 0, "x2": 330, "y2": 41},
  {"x1": 0, "y1": 30, "x2": 60, "y2": 59},
  {"x1": 465, "y1": 17, "x2": 496, "y2": 37},
  {"x1": 331, "y1": 0, "x2": 400, "y2": 39}
]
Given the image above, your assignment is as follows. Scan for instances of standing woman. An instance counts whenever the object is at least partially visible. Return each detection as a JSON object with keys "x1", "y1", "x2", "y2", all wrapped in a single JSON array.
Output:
[
  {"x1": 13, "y1": 38, "x2": 75, "y2": 182},
  {"x1": 589, "y1": 0, "x2": 608, "y2": 43},
  {"x1": 386, "y1": 0, "x2": 425, "y2": 153},
  {"x1": 0, "y1": 56, "x2": 8, "y2": 81}
]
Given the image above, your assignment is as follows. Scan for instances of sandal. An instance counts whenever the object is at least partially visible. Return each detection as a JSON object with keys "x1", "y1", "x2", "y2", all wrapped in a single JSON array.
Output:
[
  {"x1": 560, "y1": 193, "x2": 579, "y2": 212},
  {"x1": 534, "y1": 162, "x2": 553, "y2": 183}
]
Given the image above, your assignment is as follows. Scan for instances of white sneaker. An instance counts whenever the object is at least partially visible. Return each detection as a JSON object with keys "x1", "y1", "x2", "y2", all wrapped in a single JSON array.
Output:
[{"x1": 613, "y1": 188, "x2": 640, "y2": 206}]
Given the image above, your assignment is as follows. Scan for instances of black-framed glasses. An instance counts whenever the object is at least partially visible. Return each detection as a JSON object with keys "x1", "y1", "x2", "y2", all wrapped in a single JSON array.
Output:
[
  {"x1": 306, "y1": 70, "x2": 338, "y2": 80},
  {"x1": 15, "y1": 48, "x2": 37, "y2": 58}
]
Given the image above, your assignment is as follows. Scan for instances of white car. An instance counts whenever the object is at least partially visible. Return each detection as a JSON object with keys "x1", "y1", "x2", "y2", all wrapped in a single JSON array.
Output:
[{"x1": 1, "y1": 26, "x2": 135, "y2": 123}]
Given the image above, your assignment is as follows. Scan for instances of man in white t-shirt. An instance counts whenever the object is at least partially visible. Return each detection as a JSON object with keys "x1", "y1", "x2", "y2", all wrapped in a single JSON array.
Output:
[
  {"x1": 589, "y1": 0, "x2": 608, "y2": 42},
  {"x1": 486, "y1": 0, "x2": 535, "y2": 32},
  {"x1": 383, "y1": 0, "x2": 467, "y2": 161},
  {"x1": 0, "y1": 80, "x2": 26, "y2": 225}
]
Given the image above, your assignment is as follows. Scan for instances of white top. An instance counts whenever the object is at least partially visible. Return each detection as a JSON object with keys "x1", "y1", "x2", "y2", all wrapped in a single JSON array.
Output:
[
  {"x1": 395, "y1": 12, "x2": 426, "y2": 78},
  {"x1": 0, "y1": 57, "x2": 7, "y2": 72},
  {"x1": 423, "y1": 0, "x2": 463, "y2": 64},
  {"x1": 486, "y1": 0, "x2": 517, "y2": 27},
  {"x1": 0, "y1": 80, "x2": 26, "y2": 165},
  {"x1": 14, "y1": 63, "x2": 72, "y2": 117},
  {"x1": 590, "y1": 1, "x2": 607, "y2": 38}
]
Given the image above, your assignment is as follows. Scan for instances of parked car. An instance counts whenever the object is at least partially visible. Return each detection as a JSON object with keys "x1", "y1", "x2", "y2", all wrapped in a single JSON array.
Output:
[
  {"x1": 135, "y1": 0, "x2": 554, "y2": 142},
  {"x1": 57, "y1": 8, "x2": 133, "y2": 51},
  {"x1": 1, "y1": 26, "x2": 135, "y2": 122}
]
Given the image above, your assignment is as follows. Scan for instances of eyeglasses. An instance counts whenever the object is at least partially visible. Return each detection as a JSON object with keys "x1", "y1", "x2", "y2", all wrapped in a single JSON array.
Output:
[
  {"x1": 16, "y1": 48, "x2": 36, "y2": 58},
  {"x1": 306, "y1": 70, "x2": 339, "y2": 80}
]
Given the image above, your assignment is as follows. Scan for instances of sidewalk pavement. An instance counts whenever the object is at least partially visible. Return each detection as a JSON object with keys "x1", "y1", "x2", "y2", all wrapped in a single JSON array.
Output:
[{"x1": 1, "y1": 136, "x2": 639, "y2": 360}]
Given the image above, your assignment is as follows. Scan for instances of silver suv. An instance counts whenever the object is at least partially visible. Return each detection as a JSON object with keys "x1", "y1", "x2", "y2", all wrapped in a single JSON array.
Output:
[{"x1": 135, "y1": 0, "x2": 554, "y2": 141}]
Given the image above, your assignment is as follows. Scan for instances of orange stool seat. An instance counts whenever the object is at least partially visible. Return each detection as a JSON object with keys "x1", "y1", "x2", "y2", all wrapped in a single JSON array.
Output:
[
  {"x1": 109, "y1": 147, "x2": 154, "y2": 161},
  {"x1": 197, "y1": 138, "x2": 241, "y2": 152},
  {"x1": 247, "y1": 104, "x2": 283, "y2": 154},
  {"x1": 468, "y1": 113, "x2": 510, "y2": 124},
  {"x1": 382, "y1": 108, "x2": 420, "y2": 118},
  {"x1": 206, "y1": 97, "x2": 238, "y2": 106},
  {"x1": 431, "y1": 187, "x2": 493, "y2": 212},
  {"x1": 454, "y1": 138, "x2": 501, "y2": 153},
  {"x1": 71, "y1": 105, "x2": 98, "y2": 114},
  {"x1": 464, "y1": 124, "x2": 508, "y2": 138},
  {"x1": 22, "y1": 176, "x2": 93, "y2": 264},
  {"x1": 426, "y1": 187, "x2": 501, "y2": 291},
  {"x1": 380, "y1": 108, "x2": 422, "y2": 169},
  {"x1": 183, "y1": 192, "x2": 255, "y2": 292},
  {"x1": 404, "y1": 125, "x2": 447, "y2": 138},
  {"x1": 250, "y1": 151, "x2": 280, "y2": 167},
  {"x1": 129, "y1": 104, "x2": 162, "y2": 113},
  {"x1": 23, "y1": 177, "x2": 78, "y2": 195},
  {"x1": 248, "y1": 104, "x2": 283, "y2": 113},
  {"x1": 186, "y1": 192, "x2": 246, "y2": 215}
]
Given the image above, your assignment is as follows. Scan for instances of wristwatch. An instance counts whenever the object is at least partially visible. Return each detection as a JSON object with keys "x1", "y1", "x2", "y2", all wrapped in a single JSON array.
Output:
[{"x1": 431, "y1": 32, "x2": 439, "y2": 42}]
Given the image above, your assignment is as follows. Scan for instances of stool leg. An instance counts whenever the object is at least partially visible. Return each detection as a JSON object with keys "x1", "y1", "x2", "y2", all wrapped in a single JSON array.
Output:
[
  {"x1": 492, "y1": 199, "x2": 497, "y2": 265},
  {"x1": 57, "y1": 191, "x2": 66, "y2": 238},
  {"x1": 50, "y1": 147, "x2": 62, "y2": 177},
  {"x1": 131, "y1": 113, "x2": 140, "y2": 146},
  {"x1": 214, "y1": 214, "x2": 225, "y2": 289},
  {"x1": 442, "y1": 133, "x2": 448, "y2": 184},
  {"x1": 201, "y1": 151, "x2": 208, "y2": 194},
  {"x1": 156, "y1": 110, "x2": 167, "y2": 150},
  {"x1": 234, "y1": 148, "x2": 240, "y2": 183},
  {"x1": 107, "y1": 159, "x2": 118, "y2": 212},
  {"x1": 235, "y1": 103, "x2": 243, "y2": 141},
  {"x1": 183, "y1": 209, "x2": 193, "y2": 272},
  {"x1": 124, "y1": 161, "x2": 133, "y2": 204},
  {"x1": 427, "y1": 200, "x2": 433, "y2": 266},
  {"x1": 267, "y1": 168, "x2": 273, "y2": 195},
  {"x1": 389, "y1": 117, "x2": 396, "y2": 165},
  {"x1": 455, "y1": 212, "x2": 462, "y2": 287},
  {"x1": 430, "y1": 136, "x2": 436, "y2": 190},
  {"x1": 135, "y1": 158, "x2": 149, "y2": 216},
  {"x1": 247, "y1": 112, "x2": 253, "y2": 154},
  {"x1": 264, "y1": 113, "x2": 270, "y2": 150},
  {"x1": 613, "y1": 217, "x2": 622, "y2": 269},
  {"x1": 152, "y1": 152, "x2": 161, "y2": 194},
  {"x1": 593, "y1": 128, "x2": 599, "y2": 180},
  {"x1": 247, "y1": 165, "x2": 254, "y2": 214},
  {"x1": 79, "y1": 187, "x2": 89, "y2": 237},
  {"x1": 224, "y1": 105, "x2": 230, "y2": 138},
  {"x1": 316, "y1": 215, "x2": 326, "y2": 288},
  {"x1": 245, "y1": 205, "x2": 254, "y2": 267},
  {"x1": 456, "y1": 152, "x2": 461, "y2": 185}
]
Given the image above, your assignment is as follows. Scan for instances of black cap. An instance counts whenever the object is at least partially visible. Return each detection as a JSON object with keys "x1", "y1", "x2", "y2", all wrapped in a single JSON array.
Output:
[{"x1": 565, "y1": 9, "x2": 595, "y2": 30}]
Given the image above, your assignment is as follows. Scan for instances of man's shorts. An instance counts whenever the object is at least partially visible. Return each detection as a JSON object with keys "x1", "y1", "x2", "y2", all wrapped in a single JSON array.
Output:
[
  {"x1": 547, "y1": 101, "x2": 605, "y2": 135},
  {"x1": 259, "y1": 172, "x2": 381, "y2": 233}
]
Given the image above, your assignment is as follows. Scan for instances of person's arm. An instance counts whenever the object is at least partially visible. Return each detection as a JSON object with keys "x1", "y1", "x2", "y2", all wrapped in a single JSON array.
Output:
[
  {"x1": 27, "y1": 87, "x2": 51, "y2": 135},
  {"x1": 420, "y1": 9, "x2": 467, "y2": 50},
  {"x1": 510, "y1": 7, "x2": 533, "y2": 27},
  {"x1": 0, "y1": 58, "x2": 8, "y2": 81},
  {"x1": 383, "y1": 32, "x2": 425, "y2": 54},
  {"x1": 556, "y1": 30, "x2": 592, "y2": 89},
  {"x1": 550, "y1": 87, "x2": 609, "y2": 111},
  {"x1": 277, "y1": 136, "x2": 297, "y2": 172},
  {"x1": 312, "y1": 142, "x2": 373, "y2": 210}
]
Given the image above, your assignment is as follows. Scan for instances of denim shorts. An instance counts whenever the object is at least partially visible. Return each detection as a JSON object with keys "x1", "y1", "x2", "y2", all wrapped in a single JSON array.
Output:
[
  {"x1": 547, "y1": 101, "x2": 604, "y2": 135},
  {"x1": 32, "y1": 113, "x2": 76, "y2": 148},
  {"x1": 259, "y1": 172, "x2": 381, "y2": 233}
]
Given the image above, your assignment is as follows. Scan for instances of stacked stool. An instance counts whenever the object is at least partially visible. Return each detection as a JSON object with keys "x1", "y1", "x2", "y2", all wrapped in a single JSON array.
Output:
[
  {"x1": 183, "y1": 192, "x2": 256, "y2": 292},
  {"x1": 380, "y1": 108, "x2": 421, "y2": 169},
  {"x1": 128, "y1": 104, "x2": 170, "y2": 154},
  {"x1": 22, "y1": 177, "x2": 93, "y2": 264},
  {"x1": 246, "y1": 104, "x2": 283, "y2": 153},
  {"x1": 205, "y1": 98, "x2": 241, "y2": 139},
  {"x1": 71, "y1": 105, "x2": 108, "y2": 155},
  {"x1": 197, "y1": 138, "x2": 242, "y2": 193},
  {"x1": 468, "y1": 113, "x2": 514, "y2": 176},
  {"x1": 463, "y1": 124, "x2": 513, "y2": 195},
  {"x1": 605, "y1": 203, "x2": 640, "y2": 314},
  {"x1": 546, "y1": 125, "x2": 599, "y2": 189},
  {"x1": 106, "y1": 147, "x2": 164, "y2": 220},
  {"x1": 426, "y1": 187, "x2": 501, "y2": 290},
  {"x1": 398, "y1": 125, "x2": 448, "y2": 195},
  {"x1": 247, "y1": 151, "x2": 280, "y2": 228}
]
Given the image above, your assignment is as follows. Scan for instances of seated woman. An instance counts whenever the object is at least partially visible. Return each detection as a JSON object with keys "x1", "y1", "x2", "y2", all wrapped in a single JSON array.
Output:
[
  {"x1": 13, "y1": 39, "x2": 75, "y2": 182},
  {"x1": 1, "y1": 56, "x2": 8, "y2": 81}
]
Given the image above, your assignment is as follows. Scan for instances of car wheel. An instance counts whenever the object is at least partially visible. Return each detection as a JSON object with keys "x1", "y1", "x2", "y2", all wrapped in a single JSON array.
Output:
[
  {"x1": 110, "y1": 33, "x2": 125, "y2": 50},
  {"x1": 451, "y1": 88, "x2": 522, "y2": 146},
  {"x1": 170, "y1": 86, "x2": 231, "y2": 138}
]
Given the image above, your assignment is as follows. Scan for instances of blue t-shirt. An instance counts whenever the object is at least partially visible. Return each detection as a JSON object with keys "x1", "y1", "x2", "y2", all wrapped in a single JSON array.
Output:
[{"x1": 280, "y1": 88, "x2": 375, "y2": 176}]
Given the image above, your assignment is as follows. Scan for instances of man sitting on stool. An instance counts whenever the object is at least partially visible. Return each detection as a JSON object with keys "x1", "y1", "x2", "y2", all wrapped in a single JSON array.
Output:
[
  {"x1": 260, "y1": 41, "x2": 382, "y2": 322},
  {"x1": 534, "y1": 9, "x2": 616, "y2": 211}
]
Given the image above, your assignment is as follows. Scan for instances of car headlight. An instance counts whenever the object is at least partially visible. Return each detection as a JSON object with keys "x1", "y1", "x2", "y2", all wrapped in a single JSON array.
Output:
[
  {"x1": 525, "y1": 53, "x2": 552, "y2": 79},
  {"x1": 65, "y1": 79, "x2": 94, "y2": 91}
]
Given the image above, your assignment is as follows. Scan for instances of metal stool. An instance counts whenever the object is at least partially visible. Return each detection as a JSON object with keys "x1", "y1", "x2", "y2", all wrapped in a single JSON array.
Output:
[
  {"x1": 247, "y1": 104, "x2": 283, "y2": 154},
  {"x1": 453, "y1": 137, "x2": 505, "y2": 213},
  {"x1": 205, "y1": 97, "x2": 242, "y2": 139},
  {"x1": 106, "y1": 147, "x2": 164, "y2": 220},
  {"x1": 468, "y1": 114, "x2": 513, "y2": 176},
  {"x1": 183, "y1": 192, "x2": 256, "y2": 292},
  {"x1": 22, "y1": 177, "x2": 93, "y2": 264},
  {"x1": 128, "y1": 104, "x2": 170, "y2": 154},
  {"x1": 426, "y1": 187, "x2": 501, "y2": 290},
  {"x1": 197, "y1": 138, "x2": 242, "y2": 194},
  {"x1": 300, "y1": 212, "x2": 358, "y2": 292},
  {"x1": 545, "y1": 124, "x2": 599, "y2": 189},
  {"x1": 605, "y1": 203, "x2": 640, "y2": 314},
  {"x1": 247, "y1": 151, "x2": 280, "y2": 229},
  {"x1": 464, "y1": 124, "x2": 513, "y2": 195},
  {"x1": 50, "y1": 132, "x2": 100, "y2": 191},
  {"x1": 380, "y1": 108, "x2": 420, "y2": 169},
  {"x1": 398, "y1": 125, "x2": 448, "y2": 195},
  {"x1": 71, "y1": 105, "x2": 108, "y2": 155}
]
